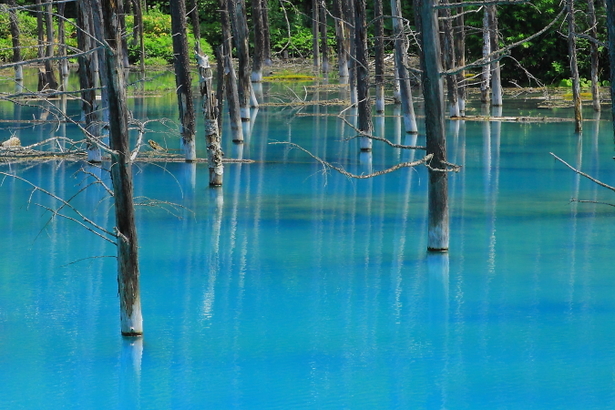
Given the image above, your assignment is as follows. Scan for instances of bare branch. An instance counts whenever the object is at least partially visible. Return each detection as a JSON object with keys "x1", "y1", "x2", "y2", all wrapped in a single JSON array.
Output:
[{"x1": 550, "y1": 152, "x2": 615, "y2": 192}]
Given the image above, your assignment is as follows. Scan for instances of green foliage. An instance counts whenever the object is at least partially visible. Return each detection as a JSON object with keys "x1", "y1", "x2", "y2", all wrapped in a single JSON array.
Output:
[{"x1": 125, "y1": 6, "x2": 213, "y2": 66}]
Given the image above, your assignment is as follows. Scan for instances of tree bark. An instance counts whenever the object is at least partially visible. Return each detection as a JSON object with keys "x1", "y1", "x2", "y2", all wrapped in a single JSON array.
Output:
[
  {"x1": 230, "y1": 0, "x2": 255, "y2": 119},
  {"x1": 57, "y1": 1, "x2": 69, "y2": 91},
  {"x1": 480, "y1": 7, "x2": 491, "y2": 104},
  {"x1": 418, "y1": 0, "x2": 449, "y2": 252},
  {"x1": 131, "y1": 0, "x2": 146, "y2": 75},
  {"x1": 354, "y1": 0, "x2": 372, "y2": 151},
  {"x1": 43, "y1": 0, "x2": 59, "y2": 91},
  {"x1": 346, "y1": 0, "x2": 357, "y2": 104},
  {"x1": 333, "y1": 0, "x2": 349, "y2": 80},
  {"x1": 98, "y1": 0, "x2": 143, "y2": 337},
  {"x1": 251, "y1": 0, "x2": 265, "y2": 81},
  {"x1": 261, "y1": 0, "x2": 272, "y2": 65},
  {"x1": 391, "y1": 0, "x2": 418, "y2": 133},
  {"x1": 566, "y1": 0, "x2": 583, "y2": 133},
  {"x1": 220, "y1": 0, "x2": 244, "y2": 143},
  {"x1": 607, "y1": 0, "x2": 615, "y2": 138},
  {"x1": 320, "y1": 0, "x2": 329, "y2": 75},
  {"x1": 454, "y1": 6, "x2": 466, "y2": 116},
  {"x1": 588, "y1": 0, "x2": 601, "y2": 112},
  {"x1": 36, "y1": 0, "x2": 44, "y2": 59},
  {"x1": 374, "y1": 0, "x2": 385, "y2": 113},
  {"x1": 170, "y1": 0, "x2": 197, "y2": 161},
  {"x1": 187, "y1": 0, "x2": 202, "y2": 53},
  {"x1": 488, "y1": 5, "x2": 502, "y2": 106},
  {"x1": 441, "y1": 0, "x2": 459, "y2": 117},
  {"x1": 6, "y1": 0, "x2": 23, "y2": 90},
  {"x1": 77, "y1": 0, "x2": 101, "y2": 162},
  {"x1": 312, "y1": 0, "x2": 320, "y2": 69}
]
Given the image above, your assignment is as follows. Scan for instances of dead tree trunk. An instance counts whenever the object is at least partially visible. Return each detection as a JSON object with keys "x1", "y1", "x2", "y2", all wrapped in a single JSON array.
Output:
[
  {"x1": 320, "y1": 1, "x2": 329, "y2": 75},
  {"x1": 220, "y1": 0, "x2": 244, "y2": 143},
  {"x1": 333, "y1": 0, "x2": 349, "y2": 80},
  {"x1": 312, "y1": 0, "x2": 321, "y2": 70},
  {"x1": 251, "y1": 0, "x2": 265, "y2": 81},
  {"x1": 391, "y1": 0, "x2": 418, "y2": 133},
  {"x1": 170, "y1": 0, "x2": 197, "y2": 161},
  {"x1": 566, "y1": 0, "x2": 583, "y2": 133},
  {"x1": 418, "y1": 0, "x2": 449, "y2": 252},
  {"x1": 230, "y1": 0, "x2": 255, "y2": 119},
  {"x1": 488, "y1": 5, "x2": 502, "y2": 107},
  {"x1": 441, "y1": 0, "x2": 459, "y2": 117},
  {"x1": 6, "y1": 0, "x2": 23, "y2": 91},
  {"x1": 98, "y1": 0, "x2": 143, "y2": 337},
  {"x1": 187, "y1": 0, "x2": 202, "y2": 53},
  {"x1": 261, "y1": 0, "x2": 272, "y2": 66},
  {"x1": 196, "y1": 52, "x2": 224, "y2": 186},
  {"x1": 480, "y1": 7, "x2": 490, "y2": 104},
  {"x1": 354, "y1": 0, "x2": 372, "y2": 151},
  {"x1": 77, "y1": 0, "x2": 101, "y2": 162},
  {"x1": 42, "y1": 0, "x2": 59, "y2": 91},
  {"x1": 588, "y1": 0, "x2": 600, "y2": 112},
  {"x1": 57, "y1": 1, "x2": 69, "y2": 91},
  {"x1": 374, "y1": 0, "x2": 385, "y2": 112},
  {"x1": 607, "y1": 0, "x2": 615, "y2": 138},
  {"x1": 131, "y1": 0, "x2": 146, "y2": 75},
  {"x1": 346, "y1": 0, "x2": 357, "y2": 104},
  {"x1": 454, "y1": 6, "x2": 466, "y2": 116},
  {"x1": 36, "y1": 0, "x2": 44, "y2": 59}
]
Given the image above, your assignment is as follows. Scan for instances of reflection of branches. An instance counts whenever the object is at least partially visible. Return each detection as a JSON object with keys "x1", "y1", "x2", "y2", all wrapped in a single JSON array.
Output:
[
  {"x1": 134, "y1": 197, "x2": 193, "y2": 219},
  {"x1": 271, "y1": 141, "x2": 436, "y2": 179},
  {"x1": 0, "y1": 171, "x2": 117, "y2": 245}
]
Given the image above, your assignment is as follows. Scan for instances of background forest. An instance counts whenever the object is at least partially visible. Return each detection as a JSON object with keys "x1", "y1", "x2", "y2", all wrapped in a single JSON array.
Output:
[{"x1": 0, "y1": 0, "x2": 610, "y2": 86}]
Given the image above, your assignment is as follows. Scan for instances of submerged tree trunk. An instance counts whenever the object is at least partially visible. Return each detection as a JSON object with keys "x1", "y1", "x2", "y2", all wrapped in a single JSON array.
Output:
[
  {"x1": 488, "y1": 5, "x2": 502, "y2": 107},
  {"x1": 220, "y1": 0, "x2": 244, "y2": 143},
  {"x1": 6, "y1": 0, "x2": 23, "y2": 91},
  {"x1": 99, "y1": 0, "x2": 143, "y2": 337},
  {"x1": 588, "y1": 0, "x2": 600, "y2": 112},
  {"x1": 607, "y1": 0, "x2": 615, "y2": 138},
  {"x1": 333, "y1": 0, "x2": 349, "y2": 80},
  {"x1": 196, "y1": 52, "x2": 224, "y2": 186},
  {"x1": 374, "y1": 0, "x2": 385, "y2": 113},
  {"x1": 418, "y1": 0, "x2": 449, "y2": 252},
  {"x1": 354, "y1": 0, "x2": 372, "y2": 151},
  {"x1": 566, "y1": 0, "x2": 583, "y2": 133},
  {"x1": 170, "y1": 0, "x2": 197, "y2": 161},
  {"x1": 77, "y1": 0, "x2": 101, "y2": 162},
  {"x1": 391, "y1": 0, "x2": 418, "y2": 133}
]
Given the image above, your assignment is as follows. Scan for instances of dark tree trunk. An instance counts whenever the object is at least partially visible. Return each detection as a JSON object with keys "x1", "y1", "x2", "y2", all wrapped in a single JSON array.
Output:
[
  {"x1": 441, "y1": 0, "x2": 459, "y2": 117},
  {"x1": 187, "y1": 0, "x2": 202, "y2": 53},
  {"x1": 251, "y1": 0, "x2": 265, "y2": 81},
  {"x1": 6, "y1": 0, "x2": 23, "y2": 89},
  {"x1": 354, "y1": 0, "x2": 372, "y2": 151},
  {"x1": 131, "y1": 0, "x2": 146, "y2": 75},
  {"x1": 43, "y1": 0, "x2": 59, "y2": 91},
  {"x1": 418, "y1": 0, "x2": 449, "y2": 252},
  {"x1": 391, "y1": 0, "x2": 418, "y2": 133},
  {"x1": 36, "y1": 0, "x2": 44, "y2": 59},
  {"x1": 230, "y1": 0, "x2": 255, "y2": 118},
  {"x1": 588, "y1": 0, "x2": 601, "y2": 112},
  {"x1": 261, "y1": 0, "x2": 272, "y2": 65},
  {"x1": 77, "y1": 0, "x2": 101, "y2": 162},
  {"x1": 454, "y1": 6, "x2": 466, "y2": 116},
  {"x1": 215, "y1": 46, "x2": 226, "y2": 136},
  {"x1": 170, "y1": 0, "x2": 197, "y2": 161},
  {"x1": 220, "y1": 0, "x2": 244, "y2": 143},
  {"x1": 346, "y1": 0, "x2": 357, "y2": 104},
  {"x1": 607, "y1": 0, "x2": 615, "y2": 138},
  {"x1": 488, "y1": 6, "x2": 502, "y2": 106},
  {"x1": 480, "y1": 7, "x2": 490, "y2": 104},
  {"x1": 57, "y1": 1, "x2": 69, "y2": 91},
  {"x1": 312, "y1": 0, "x2": 320, "y2": 69},
  {"x1": 374, "y1": 0, "x2": 385, "y2": 112},
  {"x1": 333, "y1": 0, "x2": 349, "y2": 80},
  {"x1": 566, "y1": 0, "x2": 583, "y2": 133},
  {"x1": 320, "y1": 1, "x2": 329, "y2": 74},
  {"x1": 98, "y1": 0, "x2": 143, "y2": 337}
]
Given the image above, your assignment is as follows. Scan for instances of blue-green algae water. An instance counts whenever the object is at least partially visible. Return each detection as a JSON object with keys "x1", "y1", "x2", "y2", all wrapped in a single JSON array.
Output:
[{"x1": 1, "y1": 71, "x2": 615, "y2": 408}]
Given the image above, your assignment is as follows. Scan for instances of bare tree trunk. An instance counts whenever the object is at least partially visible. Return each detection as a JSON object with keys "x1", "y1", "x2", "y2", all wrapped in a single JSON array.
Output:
[
  {"x1": 57, "y1": 1, "x2": 69, "y2": 91},
  {"x1": 391, "y1": 0, "x2": 418, "y2": 133},
  {"x1": 346, "y1": 0, "x2": 357, "y2": 105},
  {"x1": 220, "y1": 0, "x2": 244, "y2": 143},
  {"x1": 374, "y1": 0, "x2": 385, "y2": 113},
  {"x1": 488, "y1": 5, "x2": 502, "y2": 107},
  {"x1": 333, "y1": 0, "x2": 349, "y2": 80},
  {"x1": 215, "y1": 45, "x2": 225, "y2": 133},
  {"x1": 98, "y1": 0, "x2": 143, "y2": 337},
  {"x1": 187, "y1": 0, "x2": 202, "y2": 53},
  {"x1": 567, "y1": 0, "x2": 583, "y2": 133},
  {"x1": 196, "y1": 52, "x2": 224, "y2": 186},
  {"x1": 454, "y1": 6, "x2": 466, "y2": 116},
  {"x1": 230, "y1": 0, "x2": 255, "y2": 119},
  {"x1": 312, "y1": 0, "x2": 320, "y2": 70},
  {"x1": 251, "y1": 0, "x2": 265, "y2": 81},
  {"x1": 43, "y1": 0, "x2": 59, "y2": 91},
  {"x1": 6, "y1": 0, "x2": 23, "y2": 91},
  {"x1": 36, "y1": 0, "x2": 45, "y2": 59},
  {"x1": 261, "y1": 0, "x2": 272, "y2": 66},
  {"x1": 607, "y1": 0, "x2": 615, "y2": 138},
  {"x1": 588, "y1": 0, "x2": 601, "y2": 112},
  {"x1": 441, "y1": 0, "x2": 459, "y2": 117},
  {"x1": 131, "y1": 0, "x2": 146, "y2": 75},
  {"x1": 480, "y1": 7, "x2": 491, "y2": 104},
  {"x1": 418, "y1": 0, "x2": 449, "y2": 252},
  {"x1": 320, "y1": 1, "x2": 329, "y2": 75},
  {"x1": 354, "y1": 0, "x2": 372, "y2": 151},
  {"x1": 77, "y1": 0, "x2": 101, "y2": 162},
  {"x1": 170, "y1": 0, "x2": 197, "y2": 161}
]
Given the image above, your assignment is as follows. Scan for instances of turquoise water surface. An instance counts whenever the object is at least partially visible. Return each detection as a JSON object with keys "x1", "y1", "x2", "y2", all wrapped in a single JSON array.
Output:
[{"x1": 1, "y1": 75, "x2": 615, "y2": 408}]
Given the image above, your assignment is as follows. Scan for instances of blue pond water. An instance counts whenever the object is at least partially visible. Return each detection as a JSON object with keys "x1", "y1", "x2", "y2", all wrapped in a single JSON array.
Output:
[{"x1": 1, "y1": 74, "x2": 615, "y2": 408}]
